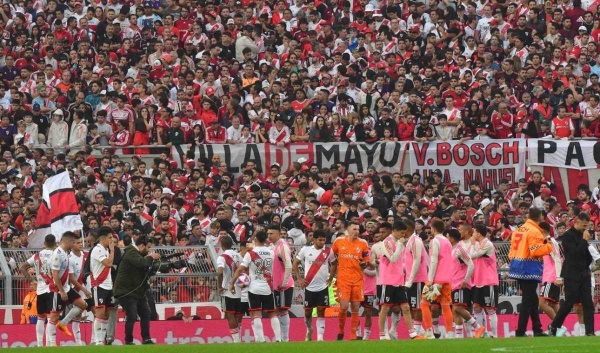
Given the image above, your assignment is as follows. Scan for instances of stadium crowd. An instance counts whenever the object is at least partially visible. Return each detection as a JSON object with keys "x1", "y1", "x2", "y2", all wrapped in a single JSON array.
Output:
[{"x1": 1, "y1": 0, "x2": 600, "y2": 346}]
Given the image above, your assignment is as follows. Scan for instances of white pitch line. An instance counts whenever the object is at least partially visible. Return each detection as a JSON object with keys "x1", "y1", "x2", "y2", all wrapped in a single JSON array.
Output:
[{"x1": 490, "y1": 342, "x2": 600, "y2": 353}]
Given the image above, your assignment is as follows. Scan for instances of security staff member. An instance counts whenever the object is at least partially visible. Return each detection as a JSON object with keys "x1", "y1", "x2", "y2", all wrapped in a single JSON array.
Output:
[
  {"x1": 113, "y1": 236, "x2": 161, "y2": 345},
  {"x1": 549, "y1": 213, "x2": 595, "y2": 336},
  {"x1": 508, "y1": 207, "x2": 553, "y2": 337}
]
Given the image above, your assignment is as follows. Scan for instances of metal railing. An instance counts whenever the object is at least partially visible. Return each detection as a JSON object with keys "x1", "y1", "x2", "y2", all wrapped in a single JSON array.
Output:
[{"x1": 2, "y1": 242, "x2": 600, "y2": 307}]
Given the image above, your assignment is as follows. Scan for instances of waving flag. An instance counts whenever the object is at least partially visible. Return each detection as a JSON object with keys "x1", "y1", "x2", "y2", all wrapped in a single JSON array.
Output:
[{"x1": 29, "y1": 171, "x2": 83, "y2": 247}]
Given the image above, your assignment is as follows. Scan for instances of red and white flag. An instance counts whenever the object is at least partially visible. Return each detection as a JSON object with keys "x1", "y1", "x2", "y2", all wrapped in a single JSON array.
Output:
[{"x1": 29, "y1": 171, "x2": 83, "y2": 247}]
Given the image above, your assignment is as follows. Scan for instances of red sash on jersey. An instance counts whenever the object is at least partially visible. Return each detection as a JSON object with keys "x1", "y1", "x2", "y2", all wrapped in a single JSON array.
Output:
[
  {"x1": 305, "y1": 247, "x2": 331, "y2": 284},
  {"x1": 221, "y1": 253, "x2": 236, "y2": 273},
  {"x1": 78, "y1": 251, "x2": 89, "y2": 284},
  {"x1": 48, "y1": 256, "x2": 70, "y2": 293},
  {"x1": 274, "y1": 128, "x2": 288, "y2": 143},
  {"x1": 234, "y1": 224, "x2": 246, "y2": 243},
  {"x1": 34, "y1": 253, "x2": 52, "y2": 285},
  {"x1": 90, "y1": 263, "x2": 111, "y2": 288},
  {"x1": 249, "y1": 250, "x2": 273, "y2": 289}
]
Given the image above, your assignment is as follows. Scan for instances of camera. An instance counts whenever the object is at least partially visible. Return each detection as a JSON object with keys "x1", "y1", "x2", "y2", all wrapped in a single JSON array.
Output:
[{"x1": 147, "y1": 252, "x2": 190, "y2": 276}]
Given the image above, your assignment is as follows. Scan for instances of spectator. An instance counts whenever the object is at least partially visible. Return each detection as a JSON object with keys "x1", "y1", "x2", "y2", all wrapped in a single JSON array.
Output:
[
  {"x1": 20, "y1": 280, "x2": 37, "y2": 324},
  {"x1": 46, "y1": 110, "x2": 68, "y2": 151},
  {"x1": 309, "y1": 116, "x2": 332, "y2": 142}
]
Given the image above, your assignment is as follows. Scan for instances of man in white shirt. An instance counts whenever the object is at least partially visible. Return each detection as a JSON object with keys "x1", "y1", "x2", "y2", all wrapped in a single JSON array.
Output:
[
  {"x1": 226, "y1": 116, "x2": 244, "y2": 144},
  {"x1": 230, "y1": 231, "x2": 281, "y2": 343},
  {"x1": 89, "y1": 227, "x2": 115, "y2": 345},
  {"x1": 217, "y1": 236, "x2": 243, "y2": 342},
  {"x1": 293, "y1": 230, "x2": 337, "y2": 341}
]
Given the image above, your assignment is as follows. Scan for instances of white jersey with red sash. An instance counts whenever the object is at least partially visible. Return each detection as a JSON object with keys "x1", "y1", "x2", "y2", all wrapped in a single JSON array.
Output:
[
  {"x1": 50, "y1": 247, "x2": 71, "y2": 292},
  {"x1": 90, "y1": 243, "x2": 112, "y2": 290},
  {"x1": 242, "y1": 246, "x2": 274, "y2": 295},
  {"x1": 68, "y1": 251, "x2": 88, "y2": 287},
  {"x1": 269, "y1": 125, "x2": 291, "y2": 144},
  {"x1": 217, "y1": 249, "x2": 242, "y2": 299},
  {"x1": 27, "y1": 249, "x2": 54, "y2": 295},
  {"x1": 234, "y1": 223, "x2": 248, "y2": 243},
  {"x1": 345, "y1": 125, "x2": 357, "y2": 142},
  {"x1": 296, "y1": 245, "x2": 335, "y2": 292}
]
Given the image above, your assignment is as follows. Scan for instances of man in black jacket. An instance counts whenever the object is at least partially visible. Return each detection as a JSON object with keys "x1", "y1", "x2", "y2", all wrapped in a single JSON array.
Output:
[
  {"x1": 113, "y1": 236, "x2": 161, "y2": 345},
  {"x1": 548, "y1": 212, "x2": 595, "y2": 336}
]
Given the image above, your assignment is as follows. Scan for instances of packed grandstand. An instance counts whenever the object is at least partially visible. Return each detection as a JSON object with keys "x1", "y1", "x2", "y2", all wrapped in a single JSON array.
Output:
[{"x1": 0, "y1": 0, "x2": 600, "y2": 346}]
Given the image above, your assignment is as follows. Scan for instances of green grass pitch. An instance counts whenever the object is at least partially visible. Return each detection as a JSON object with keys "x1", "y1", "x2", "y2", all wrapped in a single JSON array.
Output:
[{"x1": 8, "y1": 337, "x2": 600, "y2": 353}]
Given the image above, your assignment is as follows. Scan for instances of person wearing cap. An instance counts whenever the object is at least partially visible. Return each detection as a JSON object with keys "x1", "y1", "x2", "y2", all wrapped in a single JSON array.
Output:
[
  {"x1": 31, "y1": 86, "x2": 56, "y2": 115},
  {"x1": 46, "y1": 109, "x2": 69, "y2": 150},
  {"x1": 66, "y1": 109, "x2": 88, "y2": 153}
]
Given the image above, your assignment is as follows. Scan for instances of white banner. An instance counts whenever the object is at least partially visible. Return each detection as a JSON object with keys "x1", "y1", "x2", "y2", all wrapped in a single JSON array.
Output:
[
  {"x1": 172, "y1": 142, "x2": 410, "y2": 175},
  {"x1": 409, "y1": 140, "x2": 527, "y2": 192},
  {"x1": 528, "y1": 139, "x2": 600, "y2": 170}
]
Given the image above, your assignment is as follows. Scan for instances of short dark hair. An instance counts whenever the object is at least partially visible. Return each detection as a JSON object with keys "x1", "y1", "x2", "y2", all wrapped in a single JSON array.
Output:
[
  {"x1": 446, "y1": 228, "x2": 461, "y2": 242},
  {"x1": 255, "y1": 230, "x2": 268, "y2": 243},
  {"x1": 314, "y1": 229, "x2": 327, "y2": 239},
  {"x1": 44, "y1": 234, "x2": 56, "y2": 248},
  {"x1": 577, "y1": 212, "x2": 591, "y2": 222},
  {"x1": 135, "y1": 236, "x2": 150, "y2": 246},
  {"x1": 392, "y1": 221, "x2": 406, "y2": 232},
  {"x1": 61, "y1": 231, "x2": 77, "y2": 240},
  {"x1": 431, "y1": 219, "x2": 445, "y2": 233},
  {"x1": 474, "y1": 223, "x2": 488, "y2": 237},
  {"x1": 220, "y1": 235, "x2": 233, "y2": 249}
]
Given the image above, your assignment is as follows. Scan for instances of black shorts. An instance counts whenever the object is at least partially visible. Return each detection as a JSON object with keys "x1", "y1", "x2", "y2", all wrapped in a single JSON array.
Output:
[
  {"x1": 452, "y1": 288, "x2": 473, "y2": 307},
  {"x1": 248, "y1": 292, "x2": 275, "y2": 312},
  {"x1": 92, "y1": 287, "x2": 115, "y2": 308},
  {"x1": 472, "y1": 285, "x2": 499, "y2": 308},
  {"x1": 304, "y1": 288, "x2": 330, "y2": 308},
  {"x1": 37, "y1": 292, "x2": 54, "y2": 315},
  {"x1": 361, "y1": 294, "x2": 376, "y2": 309},
  {"x1": 52, "y1": 289, "x2": 81, "y2": 313},
  {"x1": 240, "y1": 301, "x2": 250, "y2": 316},
  {"x1": 379, "y1": 285, "x2": 408, "y2": 305},
  {"x1": 273, "y1": 287, "x2": 293, "y2": 309},
  {"x1": 406, "y1": 282, "x2": 424, "y2": 310},
  {"x1": 376, "y1": 285, "x2": 382, "y2": 302},
  {"x1": 539, "y1": 282, "x2": 560, "y2": 303},
  {"x1": 221, "y1": 296, "x2": 241, "y2": 313}
]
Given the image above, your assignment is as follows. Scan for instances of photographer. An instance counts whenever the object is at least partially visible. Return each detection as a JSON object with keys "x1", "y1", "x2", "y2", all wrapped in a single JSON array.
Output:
[{"x1": 113, "y1": 236, "x2": 161, "y2": 345}]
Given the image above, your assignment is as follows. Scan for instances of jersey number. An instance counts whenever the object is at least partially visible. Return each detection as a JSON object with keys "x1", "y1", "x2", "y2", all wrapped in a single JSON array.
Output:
[
  {"x1": 253, "y1": 258, "x2": 273, "y2": 281},
  {"x1": 511, "y1": 233, "x2": 523, "y2": 251}
]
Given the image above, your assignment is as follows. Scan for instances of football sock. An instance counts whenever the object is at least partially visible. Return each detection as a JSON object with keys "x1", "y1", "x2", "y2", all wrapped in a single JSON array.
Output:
[
  {"x1": 421, "y1": 300, "x2": 433, "y2": 330},
  {"x1": 486, "y1": 309, "x2": 498, "y2": 337},
  {"x1": 36, "y1": 318, "x2": 45, "y2": 347},
  {"x1": 61, "y1": 307, "x2": 82, "y2": 326},
  {"x1": 46, "y1": 320, "x2": 57, "y2": 347},
  {"x1": 363, "y1": 327, "x2": 371, "y2": 340},
  {"x1": 317, "y1": 318, "x2": 325, "y2": 341},
  {"x1": 278, "y1": 312, "x2": 290, "y2": 342},
  {"x1": 271, "y1": 316, "x2": 282, "y2": 342},
  {"x1": 338, "y1": 311, "x2": 347, "y2": 335},
  {"x1": 455, "y1": 323, "x2": 464, "y2": 338},
  {"x1": 350, "y1": 312, "x2": 360, "y2": 339},
  {"x1": 252, "y1": 317, "x2": 264, "y2": 342},
  {"x1": 442, "y1": 304, "x2": 454, "y2": 333},
  {"x1": 72, "y1": 319, "x2": 82, "y2": 345}
]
